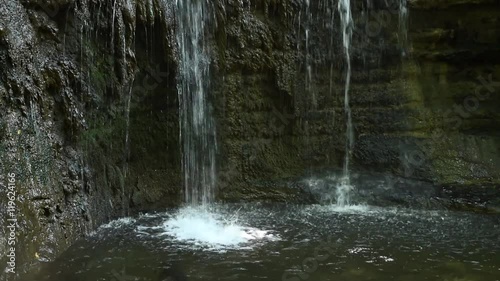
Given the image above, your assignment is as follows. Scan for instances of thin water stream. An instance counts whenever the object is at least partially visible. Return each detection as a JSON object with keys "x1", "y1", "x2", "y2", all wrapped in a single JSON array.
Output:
[
  {"x1": 337, "y1": 0, "x2": 355, "y2": 207},
  {"x1": 399, "y1": 0, "x2": 409, "y2": 56}
]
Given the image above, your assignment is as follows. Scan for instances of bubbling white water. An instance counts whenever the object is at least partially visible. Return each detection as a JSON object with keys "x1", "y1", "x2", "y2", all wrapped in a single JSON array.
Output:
[
  {"x1": 160, "y1": 206, "x2": 278, "y2": 249},
  {"x1": 99, "y1": 217, "x2": 136, "y2": 229}
]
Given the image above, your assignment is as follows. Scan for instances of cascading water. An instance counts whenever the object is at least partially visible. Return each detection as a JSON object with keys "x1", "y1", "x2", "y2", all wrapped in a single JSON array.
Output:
[
  {"x1": 337, "y1": 0, "x2": 354, "y2": 207},
  {"x1": 326, "y1": 0, "x2": 336, "y2": 98},
  {"x1": 175, "y1": 0, "x2": 217, "y2": 206},
  {"x1": 301, "y1": 0, "x2": 314, "y2": 175},
  {"x1": 398, "y1": 0, "x2": 409, "y2": 57},
  {"x1": 304, "y1": 0, "x2": 314, "y2": 108},
  {"x1": 168, "y1": 0, "x2": 271, "y2": 247},
  {"x1": 122, "y1": 80, "x2": 134, "y2": 217}
]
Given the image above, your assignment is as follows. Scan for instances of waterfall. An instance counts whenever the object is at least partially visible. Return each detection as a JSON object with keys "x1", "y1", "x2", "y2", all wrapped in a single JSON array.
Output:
[
  {"x1": 175, "y1": 0, "x2": 217, "y2": 205},
  {"x1": 327, "y1": 0, "x2": 336, "y2": 98},
  {"x1": 398, "y1": 0, "x2": 409, "y2": 57},
  {"x1": 337, "y1": 0, "x2": 354, "y2": 207},
  {"x1": 122, "y1": 80, "x2": 133, "y2": 216},
  {"x1": 304, "y1": 0, "x2": 315, "y2": 108},
  {"x1": 301, "y1": 0, "x2": 314, "y2": 174}
]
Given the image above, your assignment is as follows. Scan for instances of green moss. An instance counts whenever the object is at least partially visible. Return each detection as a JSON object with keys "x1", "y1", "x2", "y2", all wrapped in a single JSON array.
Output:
[
  {"x1": 78, "y1": 115, "x2": 126, "y2": 146},
  {"x1": 81, "y1": 38, "x2": 116, "y2": 93}
]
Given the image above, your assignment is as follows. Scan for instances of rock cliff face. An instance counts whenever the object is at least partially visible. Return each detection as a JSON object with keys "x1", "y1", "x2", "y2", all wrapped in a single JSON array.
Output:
[
  {"x1": 0, "y1": 0, "x2": 499, "y2": 275},
  {"x1": 214, "y1": 0, "x2": 500, "y2": 209},
  {"x1": 399, "y1": 0, "x2": 500, "y2": 204},
  {"x1": 0, "y1": 0, "x2": 180, "y2": 275}
]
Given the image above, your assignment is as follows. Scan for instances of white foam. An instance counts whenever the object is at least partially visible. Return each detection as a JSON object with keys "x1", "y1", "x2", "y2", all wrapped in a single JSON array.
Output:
[
  {"x1": 335, "y1": 178, "x2": 354, "y2": 207},
  {"x1": 160, "y1": 206, "x2": 277, "y2": 249},
  {"x1": 328, "y1": 204, "x2": 370, "y2": 213},
  {"x1": 99, "y1": 217, "x2": 136, "y2": 229},
  {"x1": 303, "y1": 204, "x2": 372, "y2": 216}
]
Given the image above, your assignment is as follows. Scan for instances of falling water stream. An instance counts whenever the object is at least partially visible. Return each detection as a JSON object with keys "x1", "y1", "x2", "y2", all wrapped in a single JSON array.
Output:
[
  {"x1": 304, "y1": 0, "x2": 314, "y2": 109},
  {"x1": 11, "y1": 2, "x2": 500, "y2": 281},
  {"x1": 337, "y1": 0, "x2": 355, "y2": 207},
  {"x1": 398, "y1": 0, "x2": 409, "y2": 56},
  {"x1": 175, "y1": 0, "x2": 217, "y2": 206},
  {"x1": 122, "y1": 80, "x2": 134, "y2": 217},
  {"x1": 299, "y1": 0, "x2": 354, "y2": 206},
  {"x1": 172, "y1": 0, "x2": 271, "y2": 246}
]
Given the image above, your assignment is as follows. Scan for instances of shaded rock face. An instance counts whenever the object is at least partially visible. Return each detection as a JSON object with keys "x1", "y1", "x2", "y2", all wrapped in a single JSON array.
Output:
[
  {"x1": 0, "y1": 0, "x2": 499, "y2": 274},
  {"x1": 0, "y1": 0, "x2": 180, "y2": 275},
  {"x1": 213, "y1": 0, "x2": 500, "y2": 207}
]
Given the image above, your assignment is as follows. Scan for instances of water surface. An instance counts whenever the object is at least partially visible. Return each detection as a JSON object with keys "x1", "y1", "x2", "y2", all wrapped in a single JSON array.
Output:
[{"x1": 25, "y1": 204, "x2": 500, "y2": 281}]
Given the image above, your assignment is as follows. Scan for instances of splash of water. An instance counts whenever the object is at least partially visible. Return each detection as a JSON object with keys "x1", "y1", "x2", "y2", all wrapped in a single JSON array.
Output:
[
  {"x1": 175, "y1": 0, "x2": 217, "y2": 205},
  {"x1": 335, "y1": 176, "x2": 353, "y2": 207},
  {"x1": 337, "y1": 0, "x2": 354, "y2": 206},
  {"x1": 160, "y1": 206, "x2": 277, "y2": 250},
  {"x1": 100, "y1": 217, "x2": 137, "y2": 229}
]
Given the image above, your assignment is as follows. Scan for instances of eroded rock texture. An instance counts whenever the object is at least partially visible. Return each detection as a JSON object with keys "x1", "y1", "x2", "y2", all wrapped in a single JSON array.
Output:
[
  {"x1": 0, "y1": 0, "x2": 180, "y2": 275},
  {"x1": 214, "y1": 0, "x2": 500, "y2": 210}
]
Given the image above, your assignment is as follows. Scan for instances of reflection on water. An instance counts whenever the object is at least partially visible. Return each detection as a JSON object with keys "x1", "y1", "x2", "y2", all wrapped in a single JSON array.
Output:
[{"x1": 22, "y1": 204, "x2": 500, "y2": 281}]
